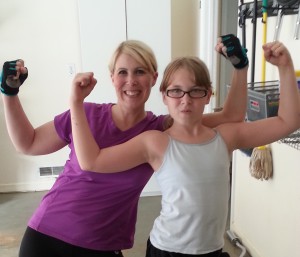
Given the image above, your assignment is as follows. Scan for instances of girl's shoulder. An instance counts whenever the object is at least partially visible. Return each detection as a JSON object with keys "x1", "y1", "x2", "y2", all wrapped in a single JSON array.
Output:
[
  {"x1": 140, "y1": 130, "x2": 169, "y2": 149},
  {"x1": 141, "y1": 129, "x2": 168, "y2": 140},
  {"x1": 215, "y1": 121, "x2": 245, "y2": 152},
  {"x1": 140, "y1": 130, "x2": 170, "y2": 169}
]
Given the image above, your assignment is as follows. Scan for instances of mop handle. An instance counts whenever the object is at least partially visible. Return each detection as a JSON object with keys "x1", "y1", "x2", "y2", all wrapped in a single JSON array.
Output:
[{"x1": 262, "y1": 0, "x2": 268, "y2": 83}]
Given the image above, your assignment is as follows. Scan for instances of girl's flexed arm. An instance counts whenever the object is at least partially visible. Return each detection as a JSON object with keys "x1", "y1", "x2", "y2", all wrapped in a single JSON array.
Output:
[
  {"x1": 223, "y1": 41, "x2": 300, "y2": 151},
  {"x1": 70, "y1": 72, "x2": 161, "y2": 173},
  {"x1": 264, "y1": 41, "x2": 300, "y2": 129},
  {"x1": 69, "y1": 72, "x2": 100, "y2": 170}
]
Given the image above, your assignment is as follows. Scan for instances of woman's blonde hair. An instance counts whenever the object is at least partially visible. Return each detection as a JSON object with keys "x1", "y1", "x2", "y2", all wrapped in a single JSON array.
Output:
[
  {"x1": 109, "y1": 40, "x2": 157, "y2": 74},
  {"x1": 159, "y1": 56, "x2": 212, "y2": 92}
]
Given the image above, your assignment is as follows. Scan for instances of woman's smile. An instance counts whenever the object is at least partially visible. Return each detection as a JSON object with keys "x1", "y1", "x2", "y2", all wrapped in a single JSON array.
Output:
[{"x1": 124, "y1": 90, "x2": 141, "y2": 97}]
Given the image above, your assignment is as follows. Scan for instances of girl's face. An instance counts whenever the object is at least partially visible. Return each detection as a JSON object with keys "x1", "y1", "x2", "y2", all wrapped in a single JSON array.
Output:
[
  {"x1": 111, "y1": 53, "x2": 158, "y2": 110},
  {"x1": 163, "y1": 68, "x2": 212, "y2": 124}
]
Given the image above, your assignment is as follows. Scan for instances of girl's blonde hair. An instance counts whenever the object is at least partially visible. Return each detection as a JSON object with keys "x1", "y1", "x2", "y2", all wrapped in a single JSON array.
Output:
[
  {"x1": 109, "y1": 40, "x2": 157, "y2": 74},
  {"x1": 159, "y1": 56, "x2": 212, "y2": 92}
]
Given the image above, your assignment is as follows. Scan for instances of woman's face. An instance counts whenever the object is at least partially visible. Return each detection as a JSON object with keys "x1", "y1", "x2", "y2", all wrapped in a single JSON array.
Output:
[{"x1": 111, "y1": 53, "x2": 158, "y2": 110}]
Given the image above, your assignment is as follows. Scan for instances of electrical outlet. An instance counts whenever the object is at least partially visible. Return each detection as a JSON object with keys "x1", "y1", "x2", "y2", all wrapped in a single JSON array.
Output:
[{"x1": 67, "y1": 63, "x2": 76, "y2": 76}]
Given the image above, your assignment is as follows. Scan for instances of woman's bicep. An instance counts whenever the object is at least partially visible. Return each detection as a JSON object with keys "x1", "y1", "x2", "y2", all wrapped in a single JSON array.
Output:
[{"x1": 29, "y1": 121, "x2": 67, "y2": 155}]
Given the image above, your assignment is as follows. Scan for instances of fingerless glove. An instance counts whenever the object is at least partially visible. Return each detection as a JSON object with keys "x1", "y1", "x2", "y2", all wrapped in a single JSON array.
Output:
[
  {"x1": 221, "y1": 34, "x2": 248, "y2": 69},
  {"x1": 0, "y1": 60, "x2": 28, "y2": 96}
]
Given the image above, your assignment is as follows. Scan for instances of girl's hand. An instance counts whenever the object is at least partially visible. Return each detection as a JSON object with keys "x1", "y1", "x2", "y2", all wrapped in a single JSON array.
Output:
[{"x1": 263, "y1": 41, "x2": 292, "y2": 67}]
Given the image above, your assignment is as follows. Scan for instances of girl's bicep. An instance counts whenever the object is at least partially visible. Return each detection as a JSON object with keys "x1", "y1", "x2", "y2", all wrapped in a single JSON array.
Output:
[
  {"x1": 222, "y1": 118, "x2": 290, "y2": 151},
  {"x1": 91, "y1": 132, "x2": 153, "y2": 173}
]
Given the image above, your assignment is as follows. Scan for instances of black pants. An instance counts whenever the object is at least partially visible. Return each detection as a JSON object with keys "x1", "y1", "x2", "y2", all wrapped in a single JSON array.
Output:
[
  {"x1": 19, "y1": 227, "x2": 124, "y2": 257},
  {"x1": 145, "y1": 238, "x2": 229, "y2": 257}
]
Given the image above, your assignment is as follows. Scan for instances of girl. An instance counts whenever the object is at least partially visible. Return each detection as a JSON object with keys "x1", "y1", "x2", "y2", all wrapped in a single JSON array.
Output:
[{"x1": 70, "y1": 41, "x2": 300, "y2": 257}]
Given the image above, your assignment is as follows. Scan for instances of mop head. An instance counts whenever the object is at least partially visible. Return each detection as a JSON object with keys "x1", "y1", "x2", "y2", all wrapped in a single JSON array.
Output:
[{"x1": 249, "y1": 145, "x2": 273, "y2": 180}]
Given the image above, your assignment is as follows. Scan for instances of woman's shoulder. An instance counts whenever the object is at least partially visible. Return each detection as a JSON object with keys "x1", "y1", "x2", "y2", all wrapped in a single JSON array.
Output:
[{"x1": 145, "y1": 112, "x2": 167, "y2": 131}]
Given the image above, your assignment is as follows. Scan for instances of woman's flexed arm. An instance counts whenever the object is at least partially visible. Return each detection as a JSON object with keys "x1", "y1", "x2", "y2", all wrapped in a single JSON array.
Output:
[
  {"x1": 1, "y1": 60, "x2": 67, "y2": 155},
  {"x1": 202, "y1": 34, "x2": 248, "y2": 127}
]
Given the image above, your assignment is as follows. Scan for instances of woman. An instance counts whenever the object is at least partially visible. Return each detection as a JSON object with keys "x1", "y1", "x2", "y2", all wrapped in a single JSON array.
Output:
[{"x1": 1, "y1": 37, "x2": 248, "y2": 257}]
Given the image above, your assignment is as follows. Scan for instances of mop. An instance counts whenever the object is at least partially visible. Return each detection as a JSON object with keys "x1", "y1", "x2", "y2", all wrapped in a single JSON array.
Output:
[
  {"x1": 249, "y1": 0, "x2": 273, "y2": 181},
  {"x1": 249, "y1": 145, "x2": 273, "y2": 180}
]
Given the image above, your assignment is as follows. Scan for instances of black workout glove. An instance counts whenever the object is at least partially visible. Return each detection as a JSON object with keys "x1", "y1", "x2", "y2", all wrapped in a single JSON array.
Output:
[
  {"x1": 0, "y1": 60, "x2": 28, "y2": 96},
  {"x1": 220, "y1": 34, "x2": 248, "y2": 69}
]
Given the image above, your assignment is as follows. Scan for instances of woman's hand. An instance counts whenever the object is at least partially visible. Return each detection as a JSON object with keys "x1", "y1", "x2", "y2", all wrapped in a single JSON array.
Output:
[
  {"x1": 1, "y1": 59, "x2": 28, "y2": 95},
  {"x1": 215, "y1": 34, "x2": 248, "y2": 69}
]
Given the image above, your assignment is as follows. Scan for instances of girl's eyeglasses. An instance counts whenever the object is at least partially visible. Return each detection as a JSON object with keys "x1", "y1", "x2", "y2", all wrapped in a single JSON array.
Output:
[{"x1": 166, "y1": 88, "x2": 208, "y2": 99}]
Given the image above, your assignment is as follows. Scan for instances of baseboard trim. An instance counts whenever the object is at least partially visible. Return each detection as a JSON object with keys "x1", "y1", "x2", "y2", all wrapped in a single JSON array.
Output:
[
  {"x1": 140, "y1": 191, "x2": 162, "y2": 197},
  {"x1": 0, "y1": 180, "x2": 55, "y2": 193},
  {"x1": 0, "y1": 183, "x2": 162, "y2": 196}
]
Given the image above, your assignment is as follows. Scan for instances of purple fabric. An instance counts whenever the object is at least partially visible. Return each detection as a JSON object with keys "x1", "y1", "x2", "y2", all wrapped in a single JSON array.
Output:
[{"x1": 28, "y1": 103, "x2": 165, "y2": 251}]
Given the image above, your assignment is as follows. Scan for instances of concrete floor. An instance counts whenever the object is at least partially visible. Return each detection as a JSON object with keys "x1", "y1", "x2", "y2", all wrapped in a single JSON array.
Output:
[{"x1": 0, "y1": 191, "x2": 250, "y2": 257}]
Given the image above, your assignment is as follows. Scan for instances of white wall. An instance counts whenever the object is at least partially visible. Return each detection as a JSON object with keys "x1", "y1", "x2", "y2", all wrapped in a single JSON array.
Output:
[
  {"x1": 231, "y1": 144, "x2": 300, "y2": 257},
  {"x1": 0, "y1": 0, "x2": 81, "y2": 192},
  {"x1": 230, "y1": 2, "x2": 300, "y2": 257}
]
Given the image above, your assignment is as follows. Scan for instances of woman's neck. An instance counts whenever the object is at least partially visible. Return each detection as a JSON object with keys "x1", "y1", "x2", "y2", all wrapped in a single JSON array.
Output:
[{"x1": 111, "y1": 104, "x2": 147, "y2": 131}]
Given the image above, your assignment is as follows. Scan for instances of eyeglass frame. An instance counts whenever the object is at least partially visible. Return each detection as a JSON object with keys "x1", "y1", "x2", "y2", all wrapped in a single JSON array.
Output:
[{"x1": 165, "y1": 88, "x2": 208, "y2": 99}]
